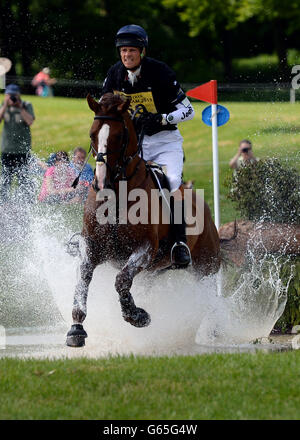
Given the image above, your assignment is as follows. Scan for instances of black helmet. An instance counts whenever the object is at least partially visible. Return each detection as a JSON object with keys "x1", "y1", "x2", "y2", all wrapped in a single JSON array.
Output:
[{"x1": 115, "y1": 24, "x2": 148, "y2": 49}]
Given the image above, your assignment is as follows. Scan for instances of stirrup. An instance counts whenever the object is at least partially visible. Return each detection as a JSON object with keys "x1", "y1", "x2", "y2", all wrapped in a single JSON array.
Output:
[{"x1": 170, "y1": 241, "x2": 192, "y2": 266}]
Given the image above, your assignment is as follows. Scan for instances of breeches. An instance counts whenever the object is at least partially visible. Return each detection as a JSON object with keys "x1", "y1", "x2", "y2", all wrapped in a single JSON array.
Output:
[{"x1": 142, "y1": 129, "x2": 184, "y2": 192}]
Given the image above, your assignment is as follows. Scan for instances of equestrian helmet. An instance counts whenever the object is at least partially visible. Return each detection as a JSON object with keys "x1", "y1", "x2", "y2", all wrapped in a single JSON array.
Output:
[{"x1": 115, "y1": 24, "x2": 148, "y2": 49}]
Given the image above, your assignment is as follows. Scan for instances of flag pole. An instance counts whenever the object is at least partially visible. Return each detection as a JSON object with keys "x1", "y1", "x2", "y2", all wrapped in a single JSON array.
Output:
[
  {"x1": 186, "y1": 80, "x2": 220, "y2": 230},
  {"x1": 211, "y1": 101, "x2": 220, "y2": 230}
]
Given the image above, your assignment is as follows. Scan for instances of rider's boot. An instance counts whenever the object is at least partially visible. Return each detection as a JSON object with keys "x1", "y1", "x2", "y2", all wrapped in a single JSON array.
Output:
[{"x1": 170, "y1": 200, "x2": 191, "y2": 267}]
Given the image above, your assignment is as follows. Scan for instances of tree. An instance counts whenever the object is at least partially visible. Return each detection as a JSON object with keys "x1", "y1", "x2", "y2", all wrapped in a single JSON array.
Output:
[
  {"x1": 163, "y1": 0, "x2": 252, "y2": 80},
  {"x1": 164, "y1": 0, "x2": 300, "y2": 81},
  {"x1": 242, "y1": 0, "x2": 300, "y2": 80}
]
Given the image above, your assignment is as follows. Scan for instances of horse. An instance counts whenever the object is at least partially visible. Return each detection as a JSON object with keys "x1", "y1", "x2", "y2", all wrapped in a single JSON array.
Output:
[{"x1": 66, "y1": 92, "x2": 221, "y2": 347}]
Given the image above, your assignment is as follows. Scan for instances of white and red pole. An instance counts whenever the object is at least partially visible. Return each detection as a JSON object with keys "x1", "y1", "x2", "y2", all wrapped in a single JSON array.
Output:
[
  {"x1": 211, "y1": 99, "x2": 220, "y2": 230},
  {"x1": 187, "y1": 80, "x2": 220, "y2": 229}
]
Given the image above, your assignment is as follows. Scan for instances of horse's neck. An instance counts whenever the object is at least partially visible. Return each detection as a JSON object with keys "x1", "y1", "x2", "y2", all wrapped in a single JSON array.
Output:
[
  {"x1": 122, "y1": 112, "x2": 149, "y2": 190},
  {"x1": 123, "y1": 112, "x2": 138, "y2": 157}
]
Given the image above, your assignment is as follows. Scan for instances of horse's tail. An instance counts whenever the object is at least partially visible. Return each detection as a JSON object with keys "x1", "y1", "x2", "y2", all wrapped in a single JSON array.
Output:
[{"x1": 219, "y1": 219, "x2": 238, "y2": 249}]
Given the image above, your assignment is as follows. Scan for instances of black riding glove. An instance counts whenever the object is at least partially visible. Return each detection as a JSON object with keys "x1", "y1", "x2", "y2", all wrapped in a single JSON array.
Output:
[{"x1": 142, "y1": 113, "x2": 163, "y2": 136}]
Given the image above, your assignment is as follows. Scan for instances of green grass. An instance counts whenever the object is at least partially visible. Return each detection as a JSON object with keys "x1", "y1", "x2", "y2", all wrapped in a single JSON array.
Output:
[
  {"x1": 1, "y1": 95, "x2": 300, "y2": 420},
  {"x1": 1, "y1": 352, "x2": 300, "y2": 419}
]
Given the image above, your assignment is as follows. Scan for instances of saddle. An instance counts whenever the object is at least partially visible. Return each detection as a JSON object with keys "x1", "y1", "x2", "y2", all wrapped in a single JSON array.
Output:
[{"x1": 146, "y1": 161, "x2": 171, "y2": 193}]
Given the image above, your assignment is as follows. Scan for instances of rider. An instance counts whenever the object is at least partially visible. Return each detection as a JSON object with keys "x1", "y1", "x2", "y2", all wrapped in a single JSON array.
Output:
[{"x1": 100, "y1": 24, "x2": 195, "y2": 267}]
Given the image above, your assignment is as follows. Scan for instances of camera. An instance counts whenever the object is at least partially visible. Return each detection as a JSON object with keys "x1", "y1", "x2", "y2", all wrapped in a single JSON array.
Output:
[
  {"x1": 10, "y1": 94, "x2": 17, "y2": 103},
  {"x1": 241, "y1": 147, "x2": 250, "y2": 153}
]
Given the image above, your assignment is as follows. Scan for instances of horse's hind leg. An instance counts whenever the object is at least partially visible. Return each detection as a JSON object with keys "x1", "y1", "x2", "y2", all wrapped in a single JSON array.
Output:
[
  {"x1": 115, "y1": 246, "x2": 153, "y2": 328},
  {"x1": 66, "y1": 257, "x2": 96, "y2": 347}
]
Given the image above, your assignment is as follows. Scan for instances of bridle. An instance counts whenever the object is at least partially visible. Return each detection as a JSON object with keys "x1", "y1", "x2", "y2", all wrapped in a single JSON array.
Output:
[{"x1": 92, "y1": 114, "x2": 142, "y2": 190}]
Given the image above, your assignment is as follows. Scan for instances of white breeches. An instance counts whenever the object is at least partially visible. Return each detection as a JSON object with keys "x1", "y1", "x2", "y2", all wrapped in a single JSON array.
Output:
[{"x1": 141, "y1": 129, "x2": 184, "y2": 192}]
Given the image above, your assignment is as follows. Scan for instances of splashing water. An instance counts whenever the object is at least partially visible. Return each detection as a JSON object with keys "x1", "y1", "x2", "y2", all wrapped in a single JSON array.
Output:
[{"x1": 0, "y1": 199, "x2": 292, "y2": 358}]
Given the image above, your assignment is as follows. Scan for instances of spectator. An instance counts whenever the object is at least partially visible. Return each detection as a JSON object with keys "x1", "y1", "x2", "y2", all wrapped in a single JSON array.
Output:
[
  {"x1": 229, "y1": 139, "x2": 258, "y2": 170},
  {"x1": 38, "y1": 151, "x2": 78, "y2": 204},
  {"x1": 69, "y1": 147, "x2": 93, "y2": 202},
  {"x1": 0, "y1": 84, "x2": 35, "y2": 203},
  {"x1": 36, "y1": 152, "x2": 57, "y2": 173},
  {"x1": 31, "y1": 67, "x2": 56, "y2": 97},
  {"x1": 70, "y1": 147, "x2": 94, "y2": 184}
]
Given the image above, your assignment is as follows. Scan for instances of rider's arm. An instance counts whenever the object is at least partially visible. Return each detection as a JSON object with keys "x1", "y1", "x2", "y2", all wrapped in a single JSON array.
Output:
[
  {"x1": 161, "y1": 99, "x2": 195, "y2": 125},
  {"x1": 158, "y1": 64, "x2": 195, "y2": 125}
]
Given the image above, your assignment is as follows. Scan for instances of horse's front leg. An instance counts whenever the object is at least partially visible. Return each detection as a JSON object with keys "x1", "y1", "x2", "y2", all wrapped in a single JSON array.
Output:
[
  {"x1": 66, "y1": 256, "x2": 97, "y2": 347},
  {"x1": 115, "y1": 244, "x2": 155, "y2": 328}
]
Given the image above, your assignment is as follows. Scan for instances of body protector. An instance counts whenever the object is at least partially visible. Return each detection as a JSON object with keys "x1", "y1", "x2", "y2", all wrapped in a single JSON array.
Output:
[{"x1": 101, "y1": 57, "x2": 194, "y2": 136}]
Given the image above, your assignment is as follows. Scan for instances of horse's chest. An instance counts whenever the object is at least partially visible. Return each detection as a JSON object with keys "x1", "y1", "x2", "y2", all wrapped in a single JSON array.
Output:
[{"x1": 103, "y1": 224, "x2": 146, "y2": 261}]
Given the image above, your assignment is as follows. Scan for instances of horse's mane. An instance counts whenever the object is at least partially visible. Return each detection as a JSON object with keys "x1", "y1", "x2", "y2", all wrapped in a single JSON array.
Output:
[{"x1": 99, "y1": 93, "x2": 128, "y2": 114}]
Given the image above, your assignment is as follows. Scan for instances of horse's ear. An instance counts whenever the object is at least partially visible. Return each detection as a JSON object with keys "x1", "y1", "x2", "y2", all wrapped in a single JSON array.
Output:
[
  {"x1": 117, "y1": 97, "x2": 131, "y2": 114},
  {"x1": 87, "y1": 93, "x2": 100, "y2": 113}
]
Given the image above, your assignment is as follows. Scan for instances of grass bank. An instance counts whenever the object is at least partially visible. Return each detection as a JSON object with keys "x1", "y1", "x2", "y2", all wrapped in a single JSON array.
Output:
[{"x1": 1, "y1": 351, "x2": 300, "y2": 419}]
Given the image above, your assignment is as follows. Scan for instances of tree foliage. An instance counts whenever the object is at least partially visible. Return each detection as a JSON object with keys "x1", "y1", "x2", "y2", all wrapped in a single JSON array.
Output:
[
  {"x1": 1, "y1": 0, "x2": 300, "y2": 82},
  {"x1": 163, "y1": 0, "x2": 300, "y2": 80},
  {"x1": 0, "y1": 0, "x2": 203, "y2": 81}
]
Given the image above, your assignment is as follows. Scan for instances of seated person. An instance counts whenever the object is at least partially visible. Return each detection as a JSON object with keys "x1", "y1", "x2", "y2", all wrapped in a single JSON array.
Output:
[
  {"x1": 69, "y1": 147, "x2": 94, "y2": 202},
  {"x1": 38, "y1": 151, "x2": 78, "y2": 203},
  {"x1": 36, "y1": 152, "x2": 57, "y2": 174},
  {"x1": 70, "y1": 147, "x2": 93, "y2": 182},
  {"x1": 229, "y1": 139, "x2": 258, "y2": 170}
]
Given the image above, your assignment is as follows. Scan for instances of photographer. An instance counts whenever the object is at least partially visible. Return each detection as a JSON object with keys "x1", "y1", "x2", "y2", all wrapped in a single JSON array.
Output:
[
  {"x1": 229, "y1": 139, "x2": 258, "y2": 170},
  {"x1": 0, "y1": 84, "x2": 35, "y2": 202}
]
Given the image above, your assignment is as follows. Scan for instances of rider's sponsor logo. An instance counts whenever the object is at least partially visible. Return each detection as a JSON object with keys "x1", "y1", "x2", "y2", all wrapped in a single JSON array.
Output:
[{"x1": 114, "y1": 90, "x2": 157, "y2": 113}]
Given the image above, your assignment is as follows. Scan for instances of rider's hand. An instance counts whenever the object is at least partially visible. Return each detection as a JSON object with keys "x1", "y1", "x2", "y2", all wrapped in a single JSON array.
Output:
[{"x1": 142, "y1": 113, "x2": 163, "y2": 136}]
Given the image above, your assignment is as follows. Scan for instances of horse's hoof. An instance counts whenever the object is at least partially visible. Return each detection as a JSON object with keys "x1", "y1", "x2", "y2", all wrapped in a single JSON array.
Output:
[
  {"x1": 66, "y1": 324, "x2": 87, "y2": 347},
  {"x1": 123, "y1": 307, "x2": 151, "y2": 328}
]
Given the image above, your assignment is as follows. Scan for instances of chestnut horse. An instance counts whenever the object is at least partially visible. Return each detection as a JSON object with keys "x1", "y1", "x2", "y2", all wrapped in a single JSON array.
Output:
[{"x1": 66, "y1": 93, "x2": 220, "y2": 347}]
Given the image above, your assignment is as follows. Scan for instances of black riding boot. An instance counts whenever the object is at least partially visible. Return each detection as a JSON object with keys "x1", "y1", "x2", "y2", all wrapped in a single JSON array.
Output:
[{"x1": 170, "y1": 200, "x2": 191, "y2": 267}]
